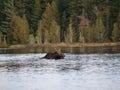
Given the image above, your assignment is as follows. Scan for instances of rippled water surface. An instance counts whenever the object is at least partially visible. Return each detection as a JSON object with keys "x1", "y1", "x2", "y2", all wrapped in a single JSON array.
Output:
[{"x1": 0, "y1": 47, "x2": 120, "y2": 90}]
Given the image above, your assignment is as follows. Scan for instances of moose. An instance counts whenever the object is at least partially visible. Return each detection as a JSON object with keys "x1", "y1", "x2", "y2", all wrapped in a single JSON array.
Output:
[{"x1": 41, "y1": 49, "x2": 65, "y2": 60}]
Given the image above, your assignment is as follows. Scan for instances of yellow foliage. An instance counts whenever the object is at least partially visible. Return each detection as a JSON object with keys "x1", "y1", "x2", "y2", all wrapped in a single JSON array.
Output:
[
  {"x1": 49, "y1": 20, "x2": 60, "y2": 43},
  {"x1": 0, "y1": 31, "x2": 2, "y2": 43},
  {"x1": 9, "y1": 15, "x2": 29, "y2": 44},
  {"x1": 36, "y1": 20, "x2": 42, "y2": 43},
  {"x1": 112, "y1": 23, "x2": 120, "y2": 41},
  {"x1": 44, "y1": 29, "x2": 49, "y2": 43},
  {"x1": 65, "y1": 18, "x2": 74, "y2": 43},
  {"x1": 39, "y1": 0, "x2": 59, "y2": 43},
  {"x1": 95, "y1": 15, "x2": 105, "y2": 42},
  {"x1": 86, "y1": 25, "x2": 94, "y2": 42}
]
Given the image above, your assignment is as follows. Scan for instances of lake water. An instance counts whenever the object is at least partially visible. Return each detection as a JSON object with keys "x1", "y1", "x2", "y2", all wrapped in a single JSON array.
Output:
[{"x1": 0, "y1": 46, "x2": 120, "y2": 90}]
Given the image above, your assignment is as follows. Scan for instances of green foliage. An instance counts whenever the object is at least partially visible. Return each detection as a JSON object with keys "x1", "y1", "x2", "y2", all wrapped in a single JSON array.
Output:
[
  {"x1": 0, "y1": 0, "x2": 120, "y2": 45},
  {"x1": 60, "y1": 11, "x2": 68, "y2": 42},
  {"x1": 8, "y1": 15, "x2": 29, "y2": 44},
  {"x1": 0, "y1": 31, "x2": 2, "y2": 43},
  {"x1": 14, "y1": 0, "x2": 26, "y2": 16},
  {"x1": 0, "y1": 0, "x2": 4, "y2": 24},
  {"x1": 30, "y1": 0, "x2": 41, "y2": 35},
  {"x1": 0, "y1": 0, "x2": 15, "y2": 34}
]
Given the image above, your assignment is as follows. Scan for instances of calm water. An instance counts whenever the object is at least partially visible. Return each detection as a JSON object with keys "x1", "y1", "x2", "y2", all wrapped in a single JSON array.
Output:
[{"x1": 0, "y1": 47, "x2": 120, "y2": 90}]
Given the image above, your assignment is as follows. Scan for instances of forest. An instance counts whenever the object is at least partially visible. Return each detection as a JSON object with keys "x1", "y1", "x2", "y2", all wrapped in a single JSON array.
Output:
[{"x1": 0, "y1": 0, "x2": 120, "y2": 46}]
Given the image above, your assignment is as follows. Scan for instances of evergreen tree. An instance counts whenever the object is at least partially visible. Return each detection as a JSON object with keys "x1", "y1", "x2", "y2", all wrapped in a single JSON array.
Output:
[
  {"x1": 24, "y1": 0, "x2": 34, "y2": 27},
  {"x1": 0, "y1": 0, "x2": 15, "y2": 34},
  {"x1": 30, "y1": 0, "x2": 41, "y2": 35},
  {"x1": 0, "y1": 0, "x2": 4, "y2": 25},
  {"x1": 0, "y1": 0, "x2": 15, "y2": 43},
  {"x1": 68, "y1": 0, "x2": 83, "y2": 17},
  {"x1": 60, "y1": 11, "x2": 68, "y2": 42},
  {"x1": 0, "y1": 0, "x2": 120, "y2": 44},
  {"x1": 14, "y1": 0, "x2": 26, "y2": 17}
]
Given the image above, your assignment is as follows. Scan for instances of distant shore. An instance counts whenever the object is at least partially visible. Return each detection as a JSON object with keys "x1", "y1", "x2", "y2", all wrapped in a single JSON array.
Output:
[{"x1": 8, "y1": 42, "x2": 120, "y2": 49}]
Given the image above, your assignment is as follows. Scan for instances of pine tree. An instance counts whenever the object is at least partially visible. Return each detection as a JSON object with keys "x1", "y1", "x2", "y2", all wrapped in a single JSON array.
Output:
[
  {"x1": 0, "y1": 0, "x2": 4, "y2": 25},
  {"x1": 30, "y1": 0, "x2": 41, "y2": 35},
  {"x1": 58, "y1": 0, "x2": 69, "y2": 38},
  {"x1": 60, "y1": 11, "x2": 69, "y2": 42},
  {"x1": 0, "y1": 0, "x2": 15, "y2": 43},
  {"x1": 14, "y1": 0, "x2": 26, "y2": 17},
  {"x1": 0, "y1": 0, "x2": 120, "y2": 44},
  {"x1": 0, "y1": 0, "x2": 15, "y2": 34},
  {"x1": 23, "y1": 0, "x2": 34, "y2": 29},
  {"x1": 68, "y1": 0, "x2": 82, "y2": 17}
]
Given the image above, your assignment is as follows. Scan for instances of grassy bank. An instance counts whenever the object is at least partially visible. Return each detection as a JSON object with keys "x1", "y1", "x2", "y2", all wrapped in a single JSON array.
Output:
[
  {"x1": 9, "y1": 42, "x2": 120, "y2": 49},
  {"x1": 0, "y1": 43, "x2": 9, "y2": 48}
]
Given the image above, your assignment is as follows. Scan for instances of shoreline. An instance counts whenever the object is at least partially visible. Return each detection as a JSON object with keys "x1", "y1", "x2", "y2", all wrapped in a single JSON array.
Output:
[{"x1": 8, "y1": 42, "x2": 120, "y2": 49}]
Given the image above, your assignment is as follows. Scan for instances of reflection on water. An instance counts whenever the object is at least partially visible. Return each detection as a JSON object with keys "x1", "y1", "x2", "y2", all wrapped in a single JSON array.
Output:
[
  {"x1": 0, "y1": 47, "x2": 120, "y2": 90},
  {"x1": 0, "y1": 46, "x2": 120, "y2": 54}
]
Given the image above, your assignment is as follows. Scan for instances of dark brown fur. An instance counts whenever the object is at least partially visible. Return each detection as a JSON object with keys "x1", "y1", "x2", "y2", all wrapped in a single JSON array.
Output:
[{"x1": 41, "y1": 51, "x2": 64, "y2": 60}]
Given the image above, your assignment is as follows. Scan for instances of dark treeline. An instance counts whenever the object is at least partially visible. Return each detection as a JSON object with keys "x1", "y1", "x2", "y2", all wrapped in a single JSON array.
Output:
[{"x1": 0, "y1": 0, "x2": 120, "y2": 46}]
